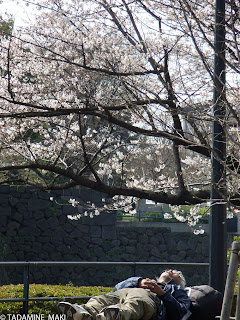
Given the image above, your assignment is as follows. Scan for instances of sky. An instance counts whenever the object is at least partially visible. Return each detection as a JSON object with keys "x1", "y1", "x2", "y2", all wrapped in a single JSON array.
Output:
[{"x1": 0, "y1": 0, "x2": 36, "y2": 27}]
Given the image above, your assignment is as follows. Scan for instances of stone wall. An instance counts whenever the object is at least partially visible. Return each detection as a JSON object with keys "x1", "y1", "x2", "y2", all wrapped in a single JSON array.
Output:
[{"x1": 0, "y1": 185, "x2": 235, "y2": 287}]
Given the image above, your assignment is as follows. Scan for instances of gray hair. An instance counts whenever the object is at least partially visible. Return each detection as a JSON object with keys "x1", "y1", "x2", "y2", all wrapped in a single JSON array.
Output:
[{"x1": 172, "y1": 270, "x2": 186, "y2": 288}]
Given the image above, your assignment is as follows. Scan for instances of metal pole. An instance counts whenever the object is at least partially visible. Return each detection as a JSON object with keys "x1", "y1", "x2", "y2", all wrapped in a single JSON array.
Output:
[
  {"x1": 235, "y1": 261, "x2": 240, "y2": 320},
  {"x1": 220, "y1": 242, "x2": 240, "y2": 320},
  {"x1": 209, "y1": 0, "x2": 226, "y2": 294},
  {"x1": 23, "y1": 264, "x2": 30, "y2": 315}
]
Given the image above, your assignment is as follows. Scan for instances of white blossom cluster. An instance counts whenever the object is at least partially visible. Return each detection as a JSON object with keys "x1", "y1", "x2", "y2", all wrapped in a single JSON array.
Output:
[{"x1": 0, "y1": 0, "x2": 240, "y2": 230}]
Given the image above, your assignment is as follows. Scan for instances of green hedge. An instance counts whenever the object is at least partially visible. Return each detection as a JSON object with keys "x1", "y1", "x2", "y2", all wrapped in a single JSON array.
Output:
[
  {"x1": 0, "y1": 284, "x2": 113, "y2": 315},
  {"x1": 0, "y1": 283, "x2": 237, "y2": 316}
]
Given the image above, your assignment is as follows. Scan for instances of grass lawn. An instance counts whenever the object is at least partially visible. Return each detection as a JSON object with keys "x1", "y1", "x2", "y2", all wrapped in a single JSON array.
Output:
[{"x1": 0, "y1": 284, "x2": 113, "y2": 315}]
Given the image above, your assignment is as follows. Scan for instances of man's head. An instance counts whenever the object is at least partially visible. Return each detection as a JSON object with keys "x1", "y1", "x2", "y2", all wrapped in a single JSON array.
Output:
[{"x1": 158, "y1": 269, "x2": 186, "y2": 288}]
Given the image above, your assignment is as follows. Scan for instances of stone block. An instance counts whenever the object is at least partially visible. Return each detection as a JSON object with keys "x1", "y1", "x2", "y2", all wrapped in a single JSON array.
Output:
[
  {"x1": 15, "y1": 185, "x2": 27, "y2": 193},
  {"x1": 38, "y1": 192, "x2": 53, "y2": 200},
  {"x1": 33, "y1": 210, "x2": 45, "y2": 220},
  {"x1": 111, "y1": 240, "x2": 120, "y2": 247},
  {"x1": 178, "y1": 251, "x2": 187, "y2": 260},
  {"x1": 28, "y1": 198, "x2": 51, "y2": 211},
  {"x1": 95, "y1": 212, "x2": 116, "y2": 226},
  {"x1": 70, "y1": 189, "x2": 81, "y2": 197},
  {"x1": 158, "y1": 244, "x2": 167, "y2": 251},
  {"x1": 143, "y1": 244, "x2": 152, "y2": 252},
  {"x1": 45, "y1": 243, "x2": 55, "y2": 253},
  {"x1": 49, "y1": 251, "x2": 62, "y2": 260},
  {"x1": 150, "y1": 238, "x2": 159, "y2": 246},
  {"x1": 36, "y1": 218, "x2": 49, "y2": 231},
  {"x1": 38, "y1": 236, "x2": 50, "y2": 243},
  {"x1": 91, "y1": 238, "x2": 103, "y2": 245},
  {"x1": 202, "y1": 243, "x2": 209, "y2": 257},
  {"x1": 63, "y1": 223, "x2": 75, "y2": 233},
  {"x1": 12, "y1": 212, "x2": 23, "y2": 223},
  {"x1": 68, "y1": 229, "x2": 81, "y2": 239},
  {"x1": 177, "y1": 240, "x2": 188, "y2": 251},
  {"x1": 91, "y1": 190, "x2": 105, "y2": 202},
  {"x1": 90, "y1": 226, "x2": 102, "y2": 238},
  {"x1": 195, "y1": 243, "x2": 202, "y2": 254},
  {"x1": 121, "y1": 253, "x2": 135, "y2": 261},
  {"x1": 151, "y1": 247, "x2": 161, "y2": 259},
  {"x1": 102, "y1": 240, "x2": 111, "y2": 252},
  {"x1": 125, "y1": 246, "x2": 136, "y2": 254},
  {"x1": 62, "y1": 205, "x2": 78, "y2": 214},
  {"x1": 0, "y1": 216, "x2": 7, "y2": 230},
  {"x1": 102, "y1": 226, "x2": 117, "y2": 239},
  {"x1": 9, "y1": 196, "x2": 18, "y2": 207},
  {"x1": 0, "y1": 206, "x2": 11, "y2": 216},
  {"x1": 47, "y1": 216, "x2": 60, "y2": 228},
  {"x1": 8, "y1": 221, "x2": 20, "y2": 230},
  {"x1": 18, "y1": 226, "x2": 36, "y2": 236},
  {"x1": 169, "y1": 254, "x2": 179, "y2": 261},
  {"x1": 0, "y1": 195, "x2": 10, "y2": 206},
  {"x1": 15, "y1": 251, "x2": 25, "y2": 260},
  {"x1": 23, "y1": 208, "x2": 33, "y2": 219},
  {"x1": 32, "y1": 242, "x2": 42, "y2": 252},
  {"x1": 63, "y1": 237, "x2": 74, "y2": 245},
  {"x1": 187, "y1": 238, "x2": 198, "y2": 251},
  {"x1": 59, "y1": 214, "x2": 69, "y2": 225},
  {"x1": 39, "y1": 251, "x2": 49, "y2": 260},
  {"x1": 166, "y1": 238, "x2": 177, "y2": 251},
  {"x1": 111, "y1": 246, "x2": 121, "y2": 255},
  {"x1": 120, "y1": 236, "x2": 128, "y2": 246},
  {"x1": 21, "y1": 193, "x2": 31, "y2": 199},
  {"x1": 54, "y1": 227, "x2": 68, "y2": 239},
  {"x1": 129, "y1": 240, "x2": 137, "y2": 246},
  {"x1": 94, "y1": 246, "x2": 105, "y2": 258},
  {"x1": 22, "y1": 235, "x2": 35, "y2": 242},
  {"x1": 6, "y1": 228, "x2": 17, "y2": 237},
  {"x1": 0, "y1": 185, "x2": 10, "y2": 193},
  {"x1": 78, "y1": 247, "x2": 91, "y2": 259},
  {"x1": 138, "y1": 234, "x2": 149, "y2": 244}
]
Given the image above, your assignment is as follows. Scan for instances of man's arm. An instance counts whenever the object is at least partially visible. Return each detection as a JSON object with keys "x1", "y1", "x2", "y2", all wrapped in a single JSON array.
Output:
[
  {"x1": 160, "y1": 286, "x2": 191, "y2": 320},
  {"x1": 114, "y1": 277, "x2": 142, "y2": 291}
]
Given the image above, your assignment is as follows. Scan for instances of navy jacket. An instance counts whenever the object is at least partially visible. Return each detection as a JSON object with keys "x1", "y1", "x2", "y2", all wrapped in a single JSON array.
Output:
[{"x1": 114, "y1": 276, "x2": 191, "y2": 320}]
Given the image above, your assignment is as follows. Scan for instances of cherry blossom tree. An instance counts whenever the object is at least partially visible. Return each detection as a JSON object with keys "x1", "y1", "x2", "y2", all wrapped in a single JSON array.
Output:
[{"x1": 0, "y1": 0, "x2": 240, "y2": 222}]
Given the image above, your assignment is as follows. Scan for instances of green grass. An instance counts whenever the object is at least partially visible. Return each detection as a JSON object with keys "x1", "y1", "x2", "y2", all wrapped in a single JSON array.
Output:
[
  {"x1": 0, "y1": 284, "x2": 113, "y2": 315},
  {"x1": 0, "y1": 283, "x2": 237, "y2": 316}
]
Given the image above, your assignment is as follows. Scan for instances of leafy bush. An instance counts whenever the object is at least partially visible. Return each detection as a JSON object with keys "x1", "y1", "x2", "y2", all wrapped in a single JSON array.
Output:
[
  {"x1": 0, "y1": 284, "x2": 113, "y2": 315},
  {"x1": 0, "y1": 283, "x2": 238, "y2": 317}
]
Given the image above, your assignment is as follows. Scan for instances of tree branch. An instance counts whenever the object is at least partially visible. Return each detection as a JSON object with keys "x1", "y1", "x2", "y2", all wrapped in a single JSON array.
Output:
[{"x1": 0, "y1": 162, "x2": 210, "y2": 205}]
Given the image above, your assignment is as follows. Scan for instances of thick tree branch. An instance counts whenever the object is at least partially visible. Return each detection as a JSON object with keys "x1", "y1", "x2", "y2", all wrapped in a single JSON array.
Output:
[
  {"x1": 0, "y1": 106, "x2": 210, "y2": 157},
  {"x1": 173, "y1": 142, "x2": 187, "y2": 195},
  {"x1": 0, "y1": 162, "x2": 210, "y2": 205}
]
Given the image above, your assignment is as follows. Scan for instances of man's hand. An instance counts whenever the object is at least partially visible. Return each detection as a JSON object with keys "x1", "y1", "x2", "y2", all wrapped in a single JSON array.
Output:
[{"x1": 138, "y1": 278, "x2": 165, "y2": 295}]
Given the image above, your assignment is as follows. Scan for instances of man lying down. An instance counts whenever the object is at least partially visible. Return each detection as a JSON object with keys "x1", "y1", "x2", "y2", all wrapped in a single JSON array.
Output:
[{"x1": 58, "y1": 269, "x2": 191, "y2": 320}]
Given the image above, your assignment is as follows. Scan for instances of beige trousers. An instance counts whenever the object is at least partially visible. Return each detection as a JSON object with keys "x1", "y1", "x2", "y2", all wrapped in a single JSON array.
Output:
[{"x1": 83, "y1": 288, "x2": 160, "y2": 320}]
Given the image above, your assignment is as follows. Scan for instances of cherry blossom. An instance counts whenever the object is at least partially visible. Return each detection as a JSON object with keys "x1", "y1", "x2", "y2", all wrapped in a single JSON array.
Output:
[{"x1": 0, "y1": 0, "x2": 240, "y2": 227}]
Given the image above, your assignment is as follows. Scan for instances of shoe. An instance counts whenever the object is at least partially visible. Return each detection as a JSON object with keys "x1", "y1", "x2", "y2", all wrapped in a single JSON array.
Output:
[
  {"x1": 96, "y1": 307, "x2": 120, "y2": 320},
  {"x1": 58, "y1": 302, "x2": 92, "y2": 320}
]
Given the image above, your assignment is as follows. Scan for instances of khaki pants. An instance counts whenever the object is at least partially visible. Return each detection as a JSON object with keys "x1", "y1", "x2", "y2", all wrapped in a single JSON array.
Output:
[{"x1": 83, "y1": 288, "x2": 160, "y2": 320}]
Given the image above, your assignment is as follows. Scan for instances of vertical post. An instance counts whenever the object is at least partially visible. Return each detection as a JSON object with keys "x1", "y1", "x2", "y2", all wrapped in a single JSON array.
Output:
[
  {"x1": 23, "y1": 264, "x2": 30, "y2": 315},
  {"x1": 220, "y1": 242, "x2": 240, "y2": 320},
  {"x1": 209, "y1": 0, "x2": 226, "y2": 294},
  {"x1": 235, "y1": 257, "x2": 240, "y2": 320}
]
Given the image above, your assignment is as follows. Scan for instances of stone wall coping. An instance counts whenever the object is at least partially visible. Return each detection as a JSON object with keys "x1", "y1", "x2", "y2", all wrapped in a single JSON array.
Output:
[{"x1": 117, "y1": 221, "x2": 210, "y2": 233}]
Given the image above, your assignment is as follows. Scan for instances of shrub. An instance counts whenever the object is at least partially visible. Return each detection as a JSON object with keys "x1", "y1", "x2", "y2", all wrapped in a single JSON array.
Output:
[
  {"x1": 0, "y1": 282, "x2": 237, "y2": 316},
  {"x1": 0, "y1": 284, "x2": 113, "y2": 315}
]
